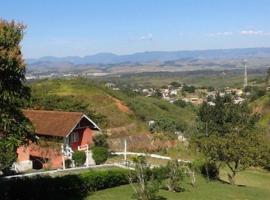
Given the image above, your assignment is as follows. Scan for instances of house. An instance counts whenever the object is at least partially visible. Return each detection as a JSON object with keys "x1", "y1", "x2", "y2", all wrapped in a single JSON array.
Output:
[{"x1": 16, "y1": 110, "x2": 101, "y2": 172}]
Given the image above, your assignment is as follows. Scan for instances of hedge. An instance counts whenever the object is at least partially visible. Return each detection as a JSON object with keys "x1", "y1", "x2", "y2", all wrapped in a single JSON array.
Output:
[{"x1": 0, "y1": 168, "x2": 130, "y2": 200}]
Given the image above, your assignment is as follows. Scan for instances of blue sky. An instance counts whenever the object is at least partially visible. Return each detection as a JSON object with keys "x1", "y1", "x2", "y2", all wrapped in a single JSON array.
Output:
[{"x1": 1, "y1": 0, "x2": 270, "y2": 58}]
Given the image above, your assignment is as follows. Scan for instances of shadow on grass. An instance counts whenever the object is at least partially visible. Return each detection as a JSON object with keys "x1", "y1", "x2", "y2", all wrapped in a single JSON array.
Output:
[{"x1": 216, "y1": 178, "x2": 247, "y2": 187}]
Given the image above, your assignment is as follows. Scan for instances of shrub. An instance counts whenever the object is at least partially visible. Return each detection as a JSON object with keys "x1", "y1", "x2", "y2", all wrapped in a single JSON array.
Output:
[
  {"x1": 73, "y1": 151, "x2": 86, "y2": 167},
  {"x1": 92, "y1": 147, "x2": 108, "y2": 165},
  {"x1": 0, "y1": 169, "x2": 129, "y2": 200}
]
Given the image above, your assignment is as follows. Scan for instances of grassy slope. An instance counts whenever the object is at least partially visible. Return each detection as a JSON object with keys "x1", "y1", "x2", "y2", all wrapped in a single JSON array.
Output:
[
  {"x1": 87, "y1": 169, "x2": 270, "y2": 200},
  {"x1": 29, "y1": 78, "x2": 195, "y2": 135},
  {"x1": 250, "y1": 94, "x2": 270, "y2": 129}
]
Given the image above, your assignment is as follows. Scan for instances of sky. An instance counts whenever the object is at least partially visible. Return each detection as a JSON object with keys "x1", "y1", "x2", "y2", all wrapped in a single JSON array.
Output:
[{"x1": 1, "y1": 0, "x2": 270, "y2": 58}]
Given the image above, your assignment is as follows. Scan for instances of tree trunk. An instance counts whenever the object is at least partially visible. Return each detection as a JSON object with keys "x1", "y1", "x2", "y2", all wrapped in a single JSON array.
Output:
[{"x1": 227, "y1": 171, "x2": 236, "y2": 185}]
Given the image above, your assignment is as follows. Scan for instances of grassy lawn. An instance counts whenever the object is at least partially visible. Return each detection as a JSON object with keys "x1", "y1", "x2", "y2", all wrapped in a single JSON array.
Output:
[{"x1": 86, "y1": 169, "x2": 270, "y2": 200}]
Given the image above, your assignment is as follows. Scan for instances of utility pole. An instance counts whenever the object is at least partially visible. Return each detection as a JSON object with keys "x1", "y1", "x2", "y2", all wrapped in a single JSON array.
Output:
[{"x1": 124, "y1": 139, "x2": 127, "y2": 163}]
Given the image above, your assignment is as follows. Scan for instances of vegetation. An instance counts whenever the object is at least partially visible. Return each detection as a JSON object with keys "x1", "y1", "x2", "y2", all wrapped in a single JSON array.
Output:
[
  {"x1": 92, "y1": 146, "x2": 109, "y2": 165},
  {"x1": 149, "y1": 117, "x2": 179, "y2": 139},
  {"x1": 0, "y1": 168, "x2": 130, "y2": 200},
  {"x1": 93, "y1": 134, "x2": 108, "y2": 148},
  {"x1": 194, "y1": 94, "x2": 268, "y2": 184},
  {"x1": 0, "y1": 20, "x2": 34, "y2": 173},
  {"x1": 72, "y1": 151, "x2": 86, "y2": 167},
  {"x1": 28, "y1": 78, "x2": 196, "y2": 135},
  {"x1": 88, "y1": 168, "x2": 270, "y2": 200},
  {"x1": 30, "y1": 94, "x2": 108, "y2": 128},
  {"x1": 129, "y1": 156, "x2": 159, "y2": 200}
]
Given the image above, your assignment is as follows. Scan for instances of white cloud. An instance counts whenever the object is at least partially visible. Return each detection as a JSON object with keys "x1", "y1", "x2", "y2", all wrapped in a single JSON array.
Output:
[
  {"x1": 240, "y1": 30, "x2": 270, "y2": 36},
  {"x1": 207, "y1": 32, "x2": 233, "y2": 37}
]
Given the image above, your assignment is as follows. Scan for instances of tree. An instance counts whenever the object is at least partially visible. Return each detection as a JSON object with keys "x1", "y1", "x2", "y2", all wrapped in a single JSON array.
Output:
[
  {"x1": 173, "y1": 99, "x2": 188, "y2": 108},
  {"x1": 149, "y1": 117, "x2": 179, "y2": 139},
  {"x1": 170, "y1": 81, "x2": 181, "y2": 88},
  {"x1": 164, "y1": 160, "x2": 185, "y2": 192},
  {"x1": 0, "y1": 20, "x2": 34, "y2": 173},
  {"x1": 194, "y1": 94, "x2": 266, "y2": 184},
  {"x1": 182, "y1": 84, "x2": 196, "y2": 93},
  {"x1": 129, "y1": 156, "x2": 159, "y2": 200},
  {"x1": 92, "y1": 146, "x2": 108, "y2": 165}
]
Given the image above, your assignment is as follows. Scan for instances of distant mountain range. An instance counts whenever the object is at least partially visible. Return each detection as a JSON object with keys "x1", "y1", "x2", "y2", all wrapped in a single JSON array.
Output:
[{"x1": 27, "y1": 47, "x2": 270, "y2": 66}]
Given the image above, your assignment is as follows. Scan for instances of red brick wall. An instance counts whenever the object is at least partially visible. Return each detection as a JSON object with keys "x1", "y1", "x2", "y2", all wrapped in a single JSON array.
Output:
[{"x1": 17, "y1": 142, "x2": 63, "y2": 169}]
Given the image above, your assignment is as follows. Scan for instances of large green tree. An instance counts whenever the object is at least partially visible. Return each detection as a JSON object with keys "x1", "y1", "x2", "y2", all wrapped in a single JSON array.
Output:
[
  {"x1": 0, "y1": 20, "x2": 33, "y2": 173},
  {"x1": 194, "y1": 94, "x2": 267, "y2": 184}
]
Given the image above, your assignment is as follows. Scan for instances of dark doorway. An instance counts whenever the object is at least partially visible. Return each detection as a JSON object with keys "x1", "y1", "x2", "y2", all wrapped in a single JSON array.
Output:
[{"x1": 30, "y1": 155, "x2": 48, "y2": 170}]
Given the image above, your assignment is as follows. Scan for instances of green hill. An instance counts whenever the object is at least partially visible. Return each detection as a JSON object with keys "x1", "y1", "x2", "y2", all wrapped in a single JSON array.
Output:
[{"x1": 28, "y1": 78, "x2": 196, "y2": 138}]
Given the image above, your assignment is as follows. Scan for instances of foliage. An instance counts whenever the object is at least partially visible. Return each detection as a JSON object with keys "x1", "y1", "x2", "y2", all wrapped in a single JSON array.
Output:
[
  {"x1": 93, "y1": 134, "x2": 108, "y2": 148},
  {"x1": 0, "y1": 20, "x2": 34, "y2": 173},
  {"x1": 169, "y1": 81, "x2": 181, "y2": 88},
  {"x1": 182, "y1": 84, "x2": 196, "y2": 93},
  {"x1": 248, "y1": 86, "x2": 266, "y2": 102},
  {"x1": 129, "y1": 156, "x2": 160, "y2": 200},
  {"x1": 89, "y1": 169, "x2": 270, "y2": 200},
  {"x1": 0, "y1": 168, "x2": 130, "y2": 200},
  {"x1": 173, "y1": 99, "x2": 188, "y2": 108},
  {"x1": 163, "y1": 160, "x2": 185, "y2": 192},
  {"x1": 30, "y1": 94, "x2": 108, "y2": 128},
  {"x1": 92, "y1": 146, "x2": 109, "y2": 165},
  {"x1": 149, "y1": 117, "x2": 179, "y2": 139},
  {"x1": 194, "y1": 94, "x2": 267, "y2": 184},
  {"x1": 72, "y1": 151, "x2": 86, "y2": 167}
]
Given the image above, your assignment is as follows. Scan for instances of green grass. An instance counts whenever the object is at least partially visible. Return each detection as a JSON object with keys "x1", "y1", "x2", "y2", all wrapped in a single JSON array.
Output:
[
  {"x1": 29, "y1": 78, "x2": 196, "y2": 134},
  {"x1": 86, "y1": 169, "x2": 270, "y2": 200}
]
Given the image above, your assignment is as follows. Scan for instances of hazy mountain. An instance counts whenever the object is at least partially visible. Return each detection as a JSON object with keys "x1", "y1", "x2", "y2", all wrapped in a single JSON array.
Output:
[
  {"x1": 26, "y1": 47, "x2": 270, "y2": 72},
  {"x1": 27, "y1": 47, "x2": 270, "y2": 65}
]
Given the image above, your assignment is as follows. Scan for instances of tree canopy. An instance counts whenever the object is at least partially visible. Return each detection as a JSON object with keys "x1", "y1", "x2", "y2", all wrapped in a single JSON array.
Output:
[
  {"x1": 194, "y1": 94, "x2": 267, "y2": 184},
  {"x1": 0, "y1": 20, "x2": 34, "y2": 172}
]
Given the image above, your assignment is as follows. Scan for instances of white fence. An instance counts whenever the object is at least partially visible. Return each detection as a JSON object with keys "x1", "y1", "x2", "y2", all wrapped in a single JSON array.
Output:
[{"x1": 111, "y1": 151, "x2": 190, "y2": 163}]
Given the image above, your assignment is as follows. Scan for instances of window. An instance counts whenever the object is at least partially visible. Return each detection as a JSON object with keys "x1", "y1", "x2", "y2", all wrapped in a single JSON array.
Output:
[{"x1": 70, "y1": 131, "x2": 80, "y2": 143}]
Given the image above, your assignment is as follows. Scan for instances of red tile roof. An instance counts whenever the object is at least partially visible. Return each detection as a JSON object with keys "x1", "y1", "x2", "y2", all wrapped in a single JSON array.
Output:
[{"x1": 22, "y1": 109, "x2": 84, "y2": 137}]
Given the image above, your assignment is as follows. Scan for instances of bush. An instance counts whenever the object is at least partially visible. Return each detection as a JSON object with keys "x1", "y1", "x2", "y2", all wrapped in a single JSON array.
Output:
[
  {"x1": 92, "y1": 147, "x2": 108, "y2": 165},
  {"x1": 73, "y1": 151, "x2": 86, "y2": 167},
  {"x1": 0, "y1": 169, "x2": 129, "y2": 200},
  {"x1": 174, "y1": 99, "x2": 188, "y2": 108}
]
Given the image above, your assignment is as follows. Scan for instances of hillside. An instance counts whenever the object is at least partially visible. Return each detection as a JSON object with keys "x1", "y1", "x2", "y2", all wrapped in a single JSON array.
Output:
[
  {"x1": 28, "y1": 78, "x2": 196, "y2": 151},
  {"x1": 250, "y1": 94, "x2": 270, "y2": 131}
]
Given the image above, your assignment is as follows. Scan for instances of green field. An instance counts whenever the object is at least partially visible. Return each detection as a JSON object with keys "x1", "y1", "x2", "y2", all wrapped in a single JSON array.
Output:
[{"x1": 87, "y1": 169, "x2": 270, "y2": 200}]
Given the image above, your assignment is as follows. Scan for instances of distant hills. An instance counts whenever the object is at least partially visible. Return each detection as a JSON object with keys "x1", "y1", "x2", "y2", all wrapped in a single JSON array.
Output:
[
  {"x1": 26, "y1": 47, "x2": 270, "y2": 74},
  {"x1": 27, "y1": 47, "x2": 270, "y2": 65}
]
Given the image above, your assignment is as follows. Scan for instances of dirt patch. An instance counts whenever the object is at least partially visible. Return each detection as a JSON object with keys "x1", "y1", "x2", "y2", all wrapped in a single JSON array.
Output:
[
  {"x1": 108, "y1": 133, "x2": 176, "y2": 152},
  {"x1": 111, "y1": 97, "x2": 130, "y2": 113}
]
